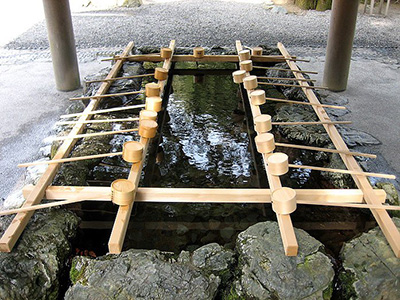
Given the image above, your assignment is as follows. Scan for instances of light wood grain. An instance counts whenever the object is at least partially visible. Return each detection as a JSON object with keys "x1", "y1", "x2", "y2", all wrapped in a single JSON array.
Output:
[
  {"x1": 18, "y1": 152, "x2": 123, "y2": 167},
  {"x1": 257, "y1": 76, "x2": 316, "y2": 82},
  {"x1": 278, "y1": 42, "x2": 400, "y2": 257},
  {"x1": 60, "y1": 104, "x2": 145, "y2": 119},
  {"x1": 0, "y1": 41, "x2": 136, "y2": 253},
  {"x1": 85, "y1": 73, "x2": 154, "y2": 84},
  {"x1": 69, "y1": 90, "x2": 144, "y2": 101},
  {"x1": 22, "y1": 185, "x2": 387, "y2": 204},
  {"x1": 253, "y1": 65, "x2": 318, "y2": 74},
  {"x1": 272, "y1": 121, "x2": 351, "y2": 126},
  {"x1": 288, "y1": 163, "x2": 395, "y2": 180},
  {"x1": 236, "y1": 40, "x2": 298, "y2": 256},
  {"x1": 265, "y1": 96, "x2": 346, "y2": 110},
  {"x1": 275, "y1": 142, "x2": 376, "y2": 159},
  {"x1": 108, "y1": 40, "x2": 176, "y2": 254},
  {"x1": 258, "y1": 81, "x2": 328, "y2": 89},
  {"x1": 56, "y1": 117, "x2": 139, "y2": 126},
  {"x1": 53, "y1": 128, "x2": 139, "y2": 141}
]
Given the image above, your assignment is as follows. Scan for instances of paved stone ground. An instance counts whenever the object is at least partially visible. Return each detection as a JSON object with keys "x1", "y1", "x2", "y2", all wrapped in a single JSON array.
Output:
[{"x1": 0, "y1": 0, "x2": 399, "y2": 199}]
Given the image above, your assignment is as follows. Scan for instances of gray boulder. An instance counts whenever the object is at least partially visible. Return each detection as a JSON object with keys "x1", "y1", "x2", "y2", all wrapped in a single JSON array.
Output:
[
  {"x1": 339, "y1": 217, "x2": 400, "y2": 300},
  {"x1": 376, "y1": 182, "x2": 400, "y2": 218},
  {"x1": 227, "y1": 221, "x2": 334, "y2": 299},
  {"x1": 65, "y1": 243, "x2": 236, "y2": 300},
  {"x1": 274, "y1": 105, "x2": 330, "y2": 147},
  {"x1": 0, "y1": 209, "x2": 80, "y2": 300}
]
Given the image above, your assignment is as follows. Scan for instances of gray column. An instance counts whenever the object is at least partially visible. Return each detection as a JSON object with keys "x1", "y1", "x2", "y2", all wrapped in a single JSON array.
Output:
[
  {"x1": 43, "y1": 0, "x2": 80, "y2": 91},
  {"x1": 323, "y1": 0, "x2": 359, "y2": 92}
]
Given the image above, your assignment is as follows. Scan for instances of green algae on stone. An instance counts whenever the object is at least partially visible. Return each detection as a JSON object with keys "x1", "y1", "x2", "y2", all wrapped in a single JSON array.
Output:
[
  {"x1": 65, "y1": 248, "x2": 227, "y2": 300},
  {"x1": 339, "y1": 217, "x2": 400, "y2": 300},
  {"x1": 227, "y1": 221, "x2": 334, "y2": 300},
  {"x1": 0, "y1": 209, "x2": 80, "y2": 299},
  {"x1": 375, "y1": 182, "x2": 400, "y2": 218}
]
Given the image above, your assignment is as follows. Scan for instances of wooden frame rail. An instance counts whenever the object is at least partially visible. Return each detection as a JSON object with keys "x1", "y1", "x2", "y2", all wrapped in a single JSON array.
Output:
[
  {"x1": 277, "y1": 42, "x2": 400, "y2": 258},
  {"x1": 107, "y1": 40, "x2": 176, "y2": 254},
  {"x1": 105, "y1": 54, "x2": 301, "y2": 63},
  {"x1": 0, "y1": 41, "x2": 136, "y2": 253},
  {"x1": 236, "y1": 40, "x2": 298, "y2": 256},
  {"x1": 21, "y1": 185, "x2": 387, "y2": 204}
]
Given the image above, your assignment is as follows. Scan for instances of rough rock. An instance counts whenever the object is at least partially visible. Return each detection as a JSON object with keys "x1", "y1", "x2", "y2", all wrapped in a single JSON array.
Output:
[
  {"x1": 274, "y1": 105, "x2": 330, "y2": 147},
  {"x1": 321, "y1": 152, "x2": 356, "y2": 189},
  {"x1": 66, "y1": 243, "x2": 235, "y2": 300},
  {"x1": 0, "y1": 209, "x2": 80, "y2": 300},
  {"x1": 226, "y1": 221, "x2": 334, "y2": 300},
  {"x1": 337, "y1": 125, "x2": 381, "y2": 147},
  {"x1": 339, "y1": 217, "x2": 400, "y2": 300},
  {"x1": 376, "y1": 182, "x2": 400, "y2": 218}
]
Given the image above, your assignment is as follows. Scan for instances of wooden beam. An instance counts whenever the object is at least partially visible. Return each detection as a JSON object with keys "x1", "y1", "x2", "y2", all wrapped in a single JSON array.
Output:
[
  {"x1": 257, "y1": 76, "x2": 316, "y2": 82},
  {"x1": 272, "y1": 121, "x2": 352, "y2": 126},
  {"x1": 278, "y1": 42, "x2": 400, "y2": 258},
  {"x1": 0, "y1": 41, "x2": 136, "y2": 253},
  {"x1": 288, "y1": 164, "x2": 395, "y2": 180},
  {"x1": 56, "y1": 117, "x2": 139, "y2": 126},
  {"x1": 103, "y1": 54, "x2": 303, "y2": 63},
  {"x1": 85, "y1": 73, "x2": 155, "y2": 84},
  {"x1": 69, "y1": 90, "x2": 144, "y2": 101},
  {"x1": 18, "y1": 152, "x2": 123, "y2": 167},
  {"x1": 275, "y1": 142, "x2": 376, "y2": 159},
  {"x1": 21, "y1": 185, "x2": 387, "y2": 204},
  {"x1": 108, "y1": 137, "x2": 150, "y2": 254},
  {"x1": 108, "y1": 40, "x2": 176, "y2": 254},
  {"x1": 60, "y1": 104, "x2": 145, "y2": 119},
  {"x1": 253, "y1": 65, "x2": 318, "y2": 74},
  {"x1": 258, "y1": 82, "x2": 328, "y2": 90},
  {"x1": 236, "y1": 40, "x2": 298, "y2": 256},
  {"x1": 52, "y1": 128, "x2": 139, "y2": 141},
  {"x1": 265, "y1": 96, "x2": 346, "y2": 110}
]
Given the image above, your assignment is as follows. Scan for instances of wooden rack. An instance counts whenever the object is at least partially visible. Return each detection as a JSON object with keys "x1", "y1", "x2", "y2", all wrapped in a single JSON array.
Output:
[{"x1": 1, "y1": 41, "x2": 399, "y2": 259}]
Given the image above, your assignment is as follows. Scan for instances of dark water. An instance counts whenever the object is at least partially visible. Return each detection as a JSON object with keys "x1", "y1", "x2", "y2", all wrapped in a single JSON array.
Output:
[
  {"x1": 75, "y1": 68, "x2": 375, "y2": 258},
  {"x1": 146, "y1": 74, "x2": 255, "y2": 188}
]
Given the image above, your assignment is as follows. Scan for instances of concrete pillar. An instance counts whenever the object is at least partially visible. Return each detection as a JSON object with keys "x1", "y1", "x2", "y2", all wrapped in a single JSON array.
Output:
[
  {"x1": 43, "y1": 0, "x2": 80, "y2": 91},
  {"x1": 323, "y1": 0, "x2": 359, "y2": 92}
]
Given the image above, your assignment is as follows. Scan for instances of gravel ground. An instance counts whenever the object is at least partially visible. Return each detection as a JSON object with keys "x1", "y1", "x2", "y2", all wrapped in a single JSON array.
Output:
[{"x1": 4, "y1": 0, "x2": 400, "y2": 61}]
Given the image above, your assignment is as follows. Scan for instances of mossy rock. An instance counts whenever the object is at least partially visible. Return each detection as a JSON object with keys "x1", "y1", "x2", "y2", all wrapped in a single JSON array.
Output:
[
  {"x1": 316, "y1": 0, "x2": 332, "y2": 11},
  {"x1": 295, "y1": 0, "x2": 317, "y2": 10},
  {"x1": 0, "y1": 209, "x2": 80, "y2": 299},
  {"x1": 339, "y1": 217, "x2": 400, "y2": 299},
  {"x1": 227, "y1": 221, "x2": 334, "y2": 299},
  {"x1": 65, "y1": 245, "x2": 235, "y2": 300},
  {"x1": 375, "y1": 182, "x2": 400, "y2": 218}
]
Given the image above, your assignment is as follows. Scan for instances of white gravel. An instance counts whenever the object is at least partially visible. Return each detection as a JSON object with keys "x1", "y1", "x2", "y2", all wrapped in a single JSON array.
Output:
[{"x1": 5, "y1": 0, "x2": 400, "y2": 59}]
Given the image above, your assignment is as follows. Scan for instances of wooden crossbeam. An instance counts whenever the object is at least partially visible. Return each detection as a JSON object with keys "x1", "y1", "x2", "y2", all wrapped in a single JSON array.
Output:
[
  {"x1": 0, "y1": 41, "x2": 136, "y2": 253},
  {"x1": 21, "y1": 185, "x2": 387, "y2": 204},
  {"x1": 277, "y1": 42, "x2": 400, "y2": 258},
  {"x1": 85, "y1": 73, "x2": 155, "y2": 84},
  {"x1": 56, "y1": 117, "x2": 139, "y2": 126},
  {"x1": 253, "y1": 65, "x2": 318, "y2": 74},
  {"x1": 110, "y1": 54, "x2": 302, "y2": 63},
  {"x1": 108, "y1": 40, "x2": 176, "y2": 254},
  {"x1": 60, "y1": 104, "x2": 145, "y2": 119},
  {"x1": 16, "y1": 186, "x2": 395, "y2": 213},
  {"x1": 236, "y1": 40, "x2": 298, "y2": 256},
  {"x1": 52, "y1": 128, "x2": 139, "y2": 141},
  {"x1": 69, "y1": 90, "x2": 144, "y2": 101}
]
